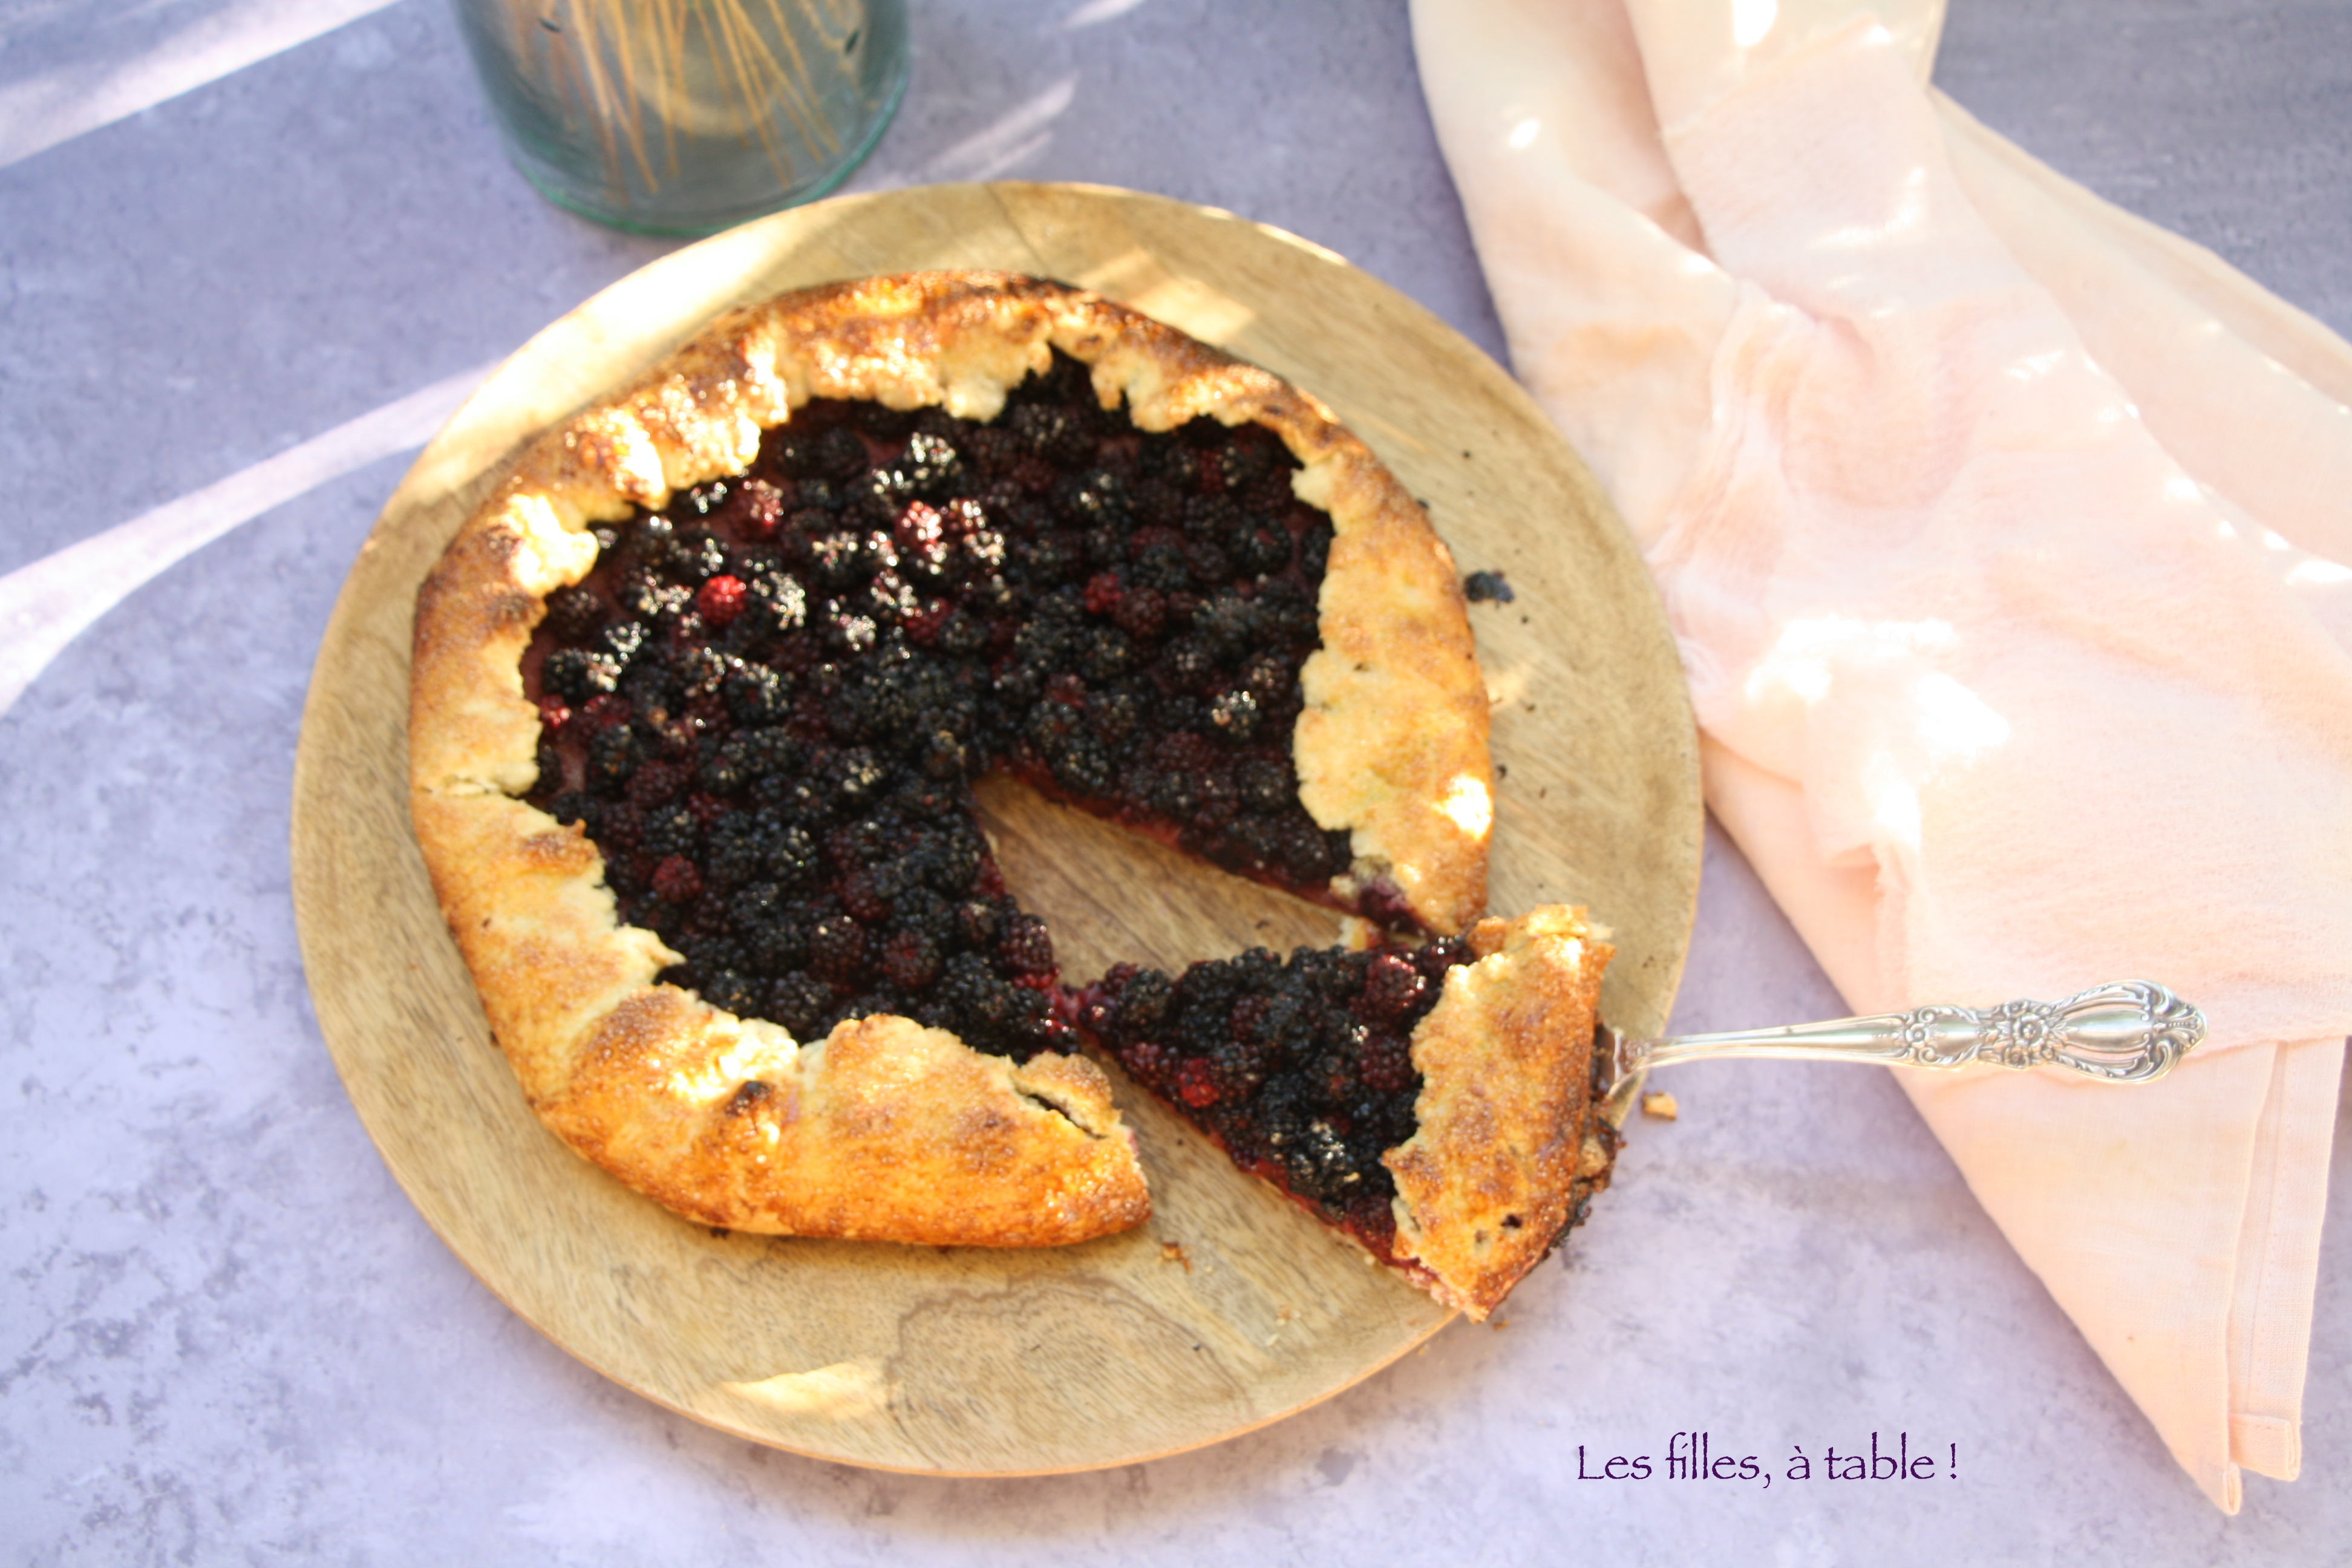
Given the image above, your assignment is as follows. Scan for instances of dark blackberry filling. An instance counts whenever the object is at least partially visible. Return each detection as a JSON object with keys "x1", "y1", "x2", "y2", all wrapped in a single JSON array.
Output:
[
  {"x1": 1078, "y1": 937, "x2": 1477, "y2": 1259},
  {"x1": 523, "y1": 349, "x2": 1364, "y2": 1061}
]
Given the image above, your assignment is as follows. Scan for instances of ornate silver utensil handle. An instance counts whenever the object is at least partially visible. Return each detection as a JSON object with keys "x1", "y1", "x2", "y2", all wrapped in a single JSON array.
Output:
[{"x1": 1602, "y1": 981, "x2": 2204, "y2": 1126}]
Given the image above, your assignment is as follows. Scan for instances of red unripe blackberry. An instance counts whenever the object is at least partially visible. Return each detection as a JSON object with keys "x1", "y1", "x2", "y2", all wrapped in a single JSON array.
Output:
[
  {"x1": 651, "y1": 855, "x2": 704, "y2": 905},
  {"x1": 1082, "y1": 571, "x2": 1125, "y2": 616},
  {"x1": 1176, "y1": 1057, "x2": 1221, "y2": 1108},
  {"x1": 696, "y1": 575, "x2": 749, "y2": 626}
]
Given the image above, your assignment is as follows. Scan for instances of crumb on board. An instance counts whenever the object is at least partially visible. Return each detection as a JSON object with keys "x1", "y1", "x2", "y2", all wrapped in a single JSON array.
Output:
[
  {"x1": 1161, "y1": 1241, "x2": 1192, "y2": 1271},
  {"x1": 1641, "y1": 1089, "x2": 1680, "y2": 1120},
  {"x1": 1463, "y1": 570, "x2": 1515, "y2": 603}
]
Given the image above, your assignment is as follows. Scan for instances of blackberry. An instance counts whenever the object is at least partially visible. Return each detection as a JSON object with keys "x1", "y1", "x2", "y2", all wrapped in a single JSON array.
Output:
[
  {"x1": 1022, "y1": 530, "x2": 1087, "y2": 584},
  {"x1": 1186, "y1": 768, "x2": 1241, "y2": 830},
  {"x1": 1357, "y1": 1034, "x2": 1417, "y2": 1095},
  {"x1": 1182, "y1": 492, "x2": 1241, "y2": 538},
  {"x1": 587, "y1": 724, "x2": 645, "y2": 794},
  {"x1": 1301, "y1": 521, "x2": 1334, "y2": 578},
  {"x1": 1076, "y1": 625, "x2": 1134, "y2": 683},
  {"x1": 1236, "y1": 756, "x2": 1292, "y2": 813},
  {"x1": 1208, "y1": 689, "x2": 1261, "y2": 741},
  {"x1": 697, "y1": 969, "x2": 762, "y2": 1016},
  {"x1": 1110, "y1": 586, "x2": 1166, "y2": 641},
  {"x1": 778, "y1": 425, "x2": 867, "y2": 482},
  {"x1": 961, "y1": 425, "x2": 1021, "y2": 475},
  {"x1": 1232, "y1": 523, "x2": 1293, "y2": 577},
  {"x1": 544, "y1": 584, "x2": 606, "y2": 641},
  {"x1": 742, "y1": 910, "x2": 811, "y2": 976},
  {"x1": 1045, "y1": 731, "x2": 1114, "y2": 795},
  {"x1": 826, "y1": 816, "x2": 894, "y2": 871},
  {"x1": 1413, "y1": 935, "x2": 1472, "y2": 981},
  {"x1": 1087, "y1": 686, "x2": 1142, "y2": 745},
  {"x1": 596, "y1": 620, "x2": 648, "y2": 665},
  {"x1": 1129, "y1": 476, "x2": 1186, "y2": 529},
  {"x1": 1185, "y1": 540, "x2": 1241, "y2": 587},
  {"x1": 997, "y1": 912, "x2": 1056, "y2": 978},
  {"x1": 678, "y1": 481, "x2": 731, "y2": 518},
  {"x1": 934, "y1": 609, "x2": 988, "y2": 658},
  {"x1": 1190, "y1": 592, "x2": 1258, "y2": 658},
  {"x1": 895, "y1": 500, "x2": 953, "y2": 581},
  {"x1": 543, "y1": 648, "x2": 620, "y2": 704},
  {"x1": 769, "y1": 972, "x2": 837, "y2": 1037},
  {"x1": 616, "y1": 658, "x2": 678, "y2": 714},
  {"x1": 674, "y1": 644, "x2": 727, "y2": 699},
  {"x1": 817, "y1": 747, "x2": 889, "y2": 806},
  {"x1": 1208, "y1": 1039, "x2": 1266, "y2": 1097},
  {"x1": 755, "y1": 575, "x2": 810, "y2": 633},
  {"x1": 808, "y1": 912, "x2": 869, "y2": 986},
  {"x1": 616, "y1": 571, "x2": 693, "y2": 623},
  {"x1": 1220, "y1": 430, "x2": 1284, "y2": 490},
  {"x1": 1163, "y1": 639, "x2": 1218, "y2": 693},
  {"x1": 1010, "y1": 403, "x2": 1094, "y2": 467},
  {"x1": 1056, "y1": 469, "x2": 1129, "y2": 531},
  {"x1": 880, "y1": 930, "x2": 942, "y2": 990},
  {"x1": 722, "y1": 662, "x2": 790, "y2": 725},
  {"x1": 1360, "y1": 950, "x2": 1429, "y2": 1020},
  {"x1": 640, "y1": 804, "x2": 701, "y2": 860},
  {"x1": 1130, "y1": 538, "x2": 1192, "y2": 595},
  {"x1": 624, "y1": 760, "x2": 687, "y2": 809},
  {"x1": 955, "y1": 896, "x2": 1007, "y2": 950},
  {"x1": 715, "y1": 477, "x2": 785, "y2": 540},
  {"x1": 1284, "y1": 1120, "x2": 1359, "y2": 1203},
  {"x1": 934, "y1": 950, "x2": 1021, "y2": 1050},
  {"x1": 669, "y1": 529, "x2": 728, "y2": 583},
  {"x1": 896, "y1": 432, "x2": 965, "y2": 496},
  {"x1": 1121, "y1": 1039, "x2": 1172, "y2": 1089},
  {"x1": 809, "y1": 530, "x2": 886, "y2": 590}
]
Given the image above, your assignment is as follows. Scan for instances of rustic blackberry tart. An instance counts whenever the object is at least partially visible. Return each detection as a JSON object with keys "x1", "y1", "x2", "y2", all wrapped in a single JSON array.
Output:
[{"x1": 410, "y1": 270, "x2": 1615, "y2": 1312}]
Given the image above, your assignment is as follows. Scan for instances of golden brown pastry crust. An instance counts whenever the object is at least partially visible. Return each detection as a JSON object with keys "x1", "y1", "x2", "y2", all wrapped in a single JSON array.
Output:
[
  {"x1": 1385, "y1": 907, "x2": 1616, "y2": 1318},
  {"x1": 410, "y1": 271, "x2": 1492, "y2": 1246}
]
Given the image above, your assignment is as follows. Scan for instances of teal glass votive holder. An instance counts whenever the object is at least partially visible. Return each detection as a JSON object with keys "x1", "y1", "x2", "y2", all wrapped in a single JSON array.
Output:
[{"x1": 452, "y1": 0, "x2": 909, "y2": 236}]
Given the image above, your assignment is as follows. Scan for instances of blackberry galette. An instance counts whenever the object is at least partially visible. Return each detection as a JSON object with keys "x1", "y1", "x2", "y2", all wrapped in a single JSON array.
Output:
[{"x1": 410, "y1": 272, "x2": 1612, "y2": 1312}]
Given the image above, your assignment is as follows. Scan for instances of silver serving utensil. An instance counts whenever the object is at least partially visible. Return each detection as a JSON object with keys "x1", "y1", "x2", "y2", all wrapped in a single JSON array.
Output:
[{"x1": 1599, "y1": 980, "x2": 2206, "y2": 1129}]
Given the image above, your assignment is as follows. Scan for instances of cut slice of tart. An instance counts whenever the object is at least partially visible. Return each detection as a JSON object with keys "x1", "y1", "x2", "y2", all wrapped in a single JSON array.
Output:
[
  {"x1": 1082, "y1": 907, "x2": 1618, "y2": 1318},
  {"x1": 410, "y1": 270, "x2": 1550, "y2": 1261}
]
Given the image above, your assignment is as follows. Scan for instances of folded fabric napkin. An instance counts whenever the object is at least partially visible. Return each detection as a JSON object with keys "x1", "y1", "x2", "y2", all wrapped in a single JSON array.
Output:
[{"x1": 1411, "y1": 0, "x2": 2352, "y2": 1510}]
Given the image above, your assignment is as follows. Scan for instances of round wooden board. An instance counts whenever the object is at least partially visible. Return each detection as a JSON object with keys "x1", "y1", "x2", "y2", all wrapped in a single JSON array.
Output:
[{"x1": 290, "y1": 181, "x2": 1702, "y2": 1475}]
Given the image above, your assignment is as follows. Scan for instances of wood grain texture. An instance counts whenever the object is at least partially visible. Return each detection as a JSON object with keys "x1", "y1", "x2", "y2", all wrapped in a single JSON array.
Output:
[{"x1": 289, "y1": 182, "x2": 1701, "y2": 1474}]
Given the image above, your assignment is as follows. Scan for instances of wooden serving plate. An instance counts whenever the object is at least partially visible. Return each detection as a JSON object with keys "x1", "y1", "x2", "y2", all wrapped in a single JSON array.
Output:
[{"x1": 289, "y1": 181, "x2": 1701, "y2": 1475}]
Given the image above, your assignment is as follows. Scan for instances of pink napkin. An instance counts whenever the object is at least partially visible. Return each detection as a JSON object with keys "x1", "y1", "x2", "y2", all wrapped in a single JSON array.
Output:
[{"x1": 1411, "y1": 0, "x2": 2352, "y2": 1509}]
